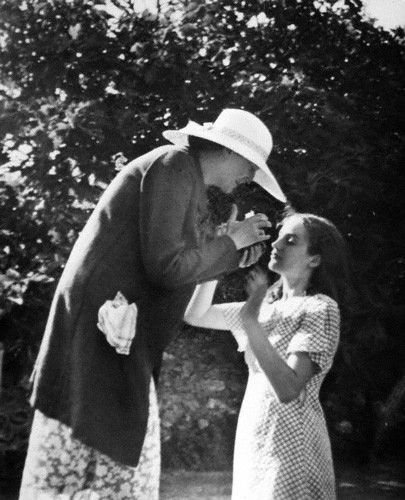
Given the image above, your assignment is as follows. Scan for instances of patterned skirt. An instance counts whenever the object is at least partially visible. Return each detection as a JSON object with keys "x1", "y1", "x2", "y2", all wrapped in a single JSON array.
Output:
[{"x1": 19, "y1": 379, "x2": 160, "y2": 500}]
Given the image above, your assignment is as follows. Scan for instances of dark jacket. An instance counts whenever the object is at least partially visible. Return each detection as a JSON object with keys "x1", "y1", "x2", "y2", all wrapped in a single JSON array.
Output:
[{"x1": 30, "y1": 145, "x2": 239, "y2": 466}]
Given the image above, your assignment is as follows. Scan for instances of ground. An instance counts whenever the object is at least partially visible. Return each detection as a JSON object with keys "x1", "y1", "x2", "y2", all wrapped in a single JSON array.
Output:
[
  {"x1": 2, "y1": 461, "x2": 404, "y2": 499},
  {"x1": 159, "y1": 463, "x2": 405, "y2": 500}
]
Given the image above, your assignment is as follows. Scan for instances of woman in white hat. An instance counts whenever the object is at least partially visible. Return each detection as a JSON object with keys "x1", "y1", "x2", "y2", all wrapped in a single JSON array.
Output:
[
  {"x1": 163, "y1": 107, "x2": 286, "y2": 202},
  {"x1": 20, "y1": 109, "x2": 284, "y2": 499},
  {"x1": 185, "y1": 211, "x2": 352, "y2": 500}
]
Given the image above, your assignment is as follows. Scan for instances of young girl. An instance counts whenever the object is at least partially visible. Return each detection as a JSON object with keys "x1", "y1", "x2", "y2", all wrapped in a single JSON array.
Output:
[{"x1": 184, "y1": 212, "x2": 352, "y2": 500}]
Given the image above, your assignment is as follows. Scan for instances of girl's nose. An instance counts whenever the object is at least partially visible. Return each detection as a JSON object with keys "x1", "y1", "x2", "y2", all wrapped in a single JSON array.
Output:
[{"x1": 272, "y1": 237, "x2": 281, "y2": 249}]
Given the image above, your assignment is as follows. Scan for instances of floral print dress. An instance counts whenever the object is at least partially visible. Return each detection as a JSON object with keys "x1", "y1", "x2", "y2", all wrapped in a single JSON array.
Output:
[
  {"x1": 219, "y1": 293, "x2": 340, "y2": 500},
  {"x1": 19, "y1": 379, "x2": 160, "y2": 500}
]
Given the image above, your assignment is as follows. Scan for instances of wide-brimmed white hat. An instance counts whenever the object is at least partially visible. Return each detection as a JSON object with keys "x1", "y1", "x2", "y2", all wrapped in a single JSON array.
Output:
[{"x1": 163, "y1": 108, "x2": 286, "y2": 202}]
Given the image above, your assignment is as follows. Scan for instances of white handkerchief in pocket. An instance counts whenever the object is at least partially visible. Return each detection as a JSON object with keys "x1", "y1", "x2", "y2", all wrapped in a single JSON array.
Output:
[{"x1": 97, "y1": 291, "x2": 137, "y2": 355}]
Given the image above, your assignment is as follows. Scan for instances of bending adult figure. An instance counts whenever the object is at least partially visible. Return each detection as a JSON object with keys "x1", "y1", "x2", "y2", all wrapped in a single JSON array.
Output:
[
  {"x1": 19, "y1": 108, "x2": 285, "y2": 500},
  {"x1": 185, "y1": 212, "x2": 352, "y2": 500}
]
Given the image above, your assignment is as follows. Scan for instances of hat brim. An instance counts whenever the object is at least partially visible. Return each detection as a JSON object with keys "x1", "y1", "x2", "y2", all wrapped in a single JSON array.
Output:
[
  {"x1": 253, "y1": 168, "x2": 286, "y2": 203},
  {"x1": 163, "y1": 122, "x2": 287, "y2": 203}
]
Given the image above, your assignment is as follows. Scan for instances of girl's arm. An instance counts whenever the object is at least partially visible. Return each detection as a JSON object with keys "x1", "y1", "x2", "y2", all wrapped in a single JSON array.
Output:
[
  {"x1": 184, "y1": 281, "x2": 229, "y2": 330},
  {"x1": 184, "y1": 207, "x2": 265, "y2": 331},
  {"x1": 241, "y1": 271, "x2": 315, "y2": 403}
]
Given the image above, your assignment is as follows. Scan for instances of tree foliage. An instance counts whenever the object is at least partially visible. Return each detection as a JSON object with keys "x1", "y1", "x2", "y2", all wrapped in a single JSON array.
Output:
[{"x1": 0, "y1": 0, "x2": 404, "y2": 473}]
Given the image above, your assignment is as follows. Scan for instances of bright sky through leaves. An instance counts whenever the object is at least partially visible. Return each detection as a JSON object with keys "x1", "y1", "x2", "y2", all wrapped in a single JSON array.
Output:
[
  {"x1": 126, "y1": 0, "x2": 405, "y2": 30},
  {"x1": 364, "y1": 0, "x2": 405, "y2": 28}
]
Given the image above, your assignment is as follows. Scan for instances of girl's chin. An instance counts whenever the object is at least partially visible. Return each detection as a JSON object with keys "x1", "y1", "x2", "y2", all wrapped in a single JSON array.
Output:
[{"x1": 268, "y1": 260, "x2": 281, "y2": 272}]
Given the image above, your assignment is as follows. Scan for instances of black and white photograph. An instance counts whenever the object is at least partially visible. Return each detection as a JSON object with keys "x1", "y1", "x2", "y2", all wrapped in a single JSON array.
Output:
[{"x1": 0, "y1": 1, "x2": 404, "y2": 498}]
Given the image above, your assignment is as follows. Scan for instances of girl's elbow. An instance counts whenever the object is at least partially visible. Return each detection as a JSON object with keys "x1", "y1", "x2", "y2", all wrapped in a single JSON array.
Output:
[
  {"x1": 183, "y1": 315, "x2": 194, "y2": 326},
  {"x1": 277, "y1": 387, "x2": 301, "y2": 404},
  {"x1": 183, "y1": 313, "x2": 201, "y2": 327},
  {"x1": 278, "y1": 394, "x2": 296, "y2": 404}
]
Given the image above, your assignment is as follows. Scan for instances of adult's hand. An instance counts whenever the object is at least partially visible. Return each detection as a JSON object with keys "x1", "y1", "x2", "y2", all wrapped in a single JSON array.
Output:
[
  {"x1": 239, "y1": 243, "x2": 265, "y2": 268},
  {"x1": 226, "y1": 209, "x2": 272, "y2": 249},
  {"x1": 216, "y1": 206, "x2": 264, "y2": 267}
]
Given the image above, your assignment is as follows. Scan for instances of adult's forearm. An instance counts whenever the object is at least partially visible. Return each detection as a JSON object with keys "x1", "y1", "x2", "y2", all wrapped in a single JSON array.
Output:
[
  {"x1": 140, "y1": 155, "x2": 239, "y2": 289},
  {"x1": 143, "y1": 235, "x2": 239, "y2": 289}
]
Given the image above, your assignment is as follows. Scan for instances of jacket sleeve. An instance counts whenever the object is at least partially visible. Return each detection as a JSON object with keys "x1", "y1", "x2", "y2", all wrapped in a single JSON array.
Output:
[{"x1": 139, "y1": 151, "x2": 239, "y2": 289}]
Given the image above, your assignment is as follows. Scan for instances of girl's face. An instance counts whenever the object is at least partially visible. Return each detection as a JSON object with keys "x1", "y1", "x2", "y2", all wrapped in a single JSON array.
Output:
[{"x1": 269, "y1": 216, "x2": 320, "y2": 279}]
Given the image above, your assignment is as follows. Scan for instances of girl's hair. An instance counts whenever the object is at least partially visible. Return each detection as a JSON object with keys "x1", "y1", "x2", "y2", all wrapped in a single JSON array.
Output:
[{"x1": 268, "y1": 212, "x2": 356, "y2": 316}]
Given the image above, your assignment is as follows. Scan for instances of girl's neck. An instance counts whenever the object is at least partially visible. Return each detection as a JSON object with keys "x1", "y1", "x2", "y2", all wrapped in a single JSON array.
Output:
[{"x1": 281, "y1": 276, "x2": 309, "y2": 300}]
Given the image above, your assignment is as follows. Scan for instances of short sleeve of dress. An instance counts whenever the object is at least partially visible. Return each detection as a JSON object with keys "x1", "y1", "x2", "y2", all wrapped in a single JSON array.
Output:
[
  {"x1": 215, "y1": 302, "x2": 248, "y2": 352},
  {"x1": 287, "y1": 295, "x2": 340, "y2": 373}
]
